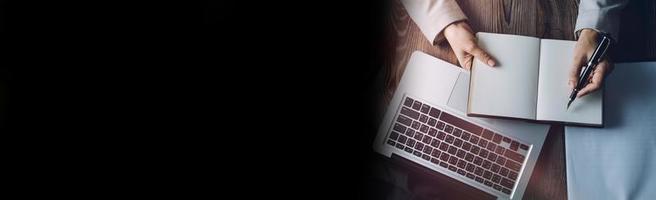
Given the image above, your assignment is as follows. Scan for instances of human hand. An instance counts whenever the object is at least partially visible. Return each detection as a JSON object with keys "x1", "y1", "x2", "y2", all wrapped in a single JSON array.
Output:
[
  {"x1": 569, "y1": 29, "x2": 614, "y2": 97},
  {"x1": 443, "y1": 21, "x2": 496, "y2": 70}
]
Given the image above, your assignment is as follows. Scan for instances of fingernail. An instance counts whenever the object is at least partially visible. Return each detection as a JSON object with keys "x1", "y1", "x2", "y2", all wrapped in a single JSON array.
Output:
[{"x1": 487, "y1": 60, "x2": 495, "y2": 67}]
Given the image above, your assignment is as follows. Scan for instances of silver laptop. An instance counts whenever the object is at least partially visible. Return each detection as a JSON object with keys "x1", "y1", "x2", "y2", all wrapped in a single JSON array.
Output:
[{"x1": 373, "y1": 51, "x2": 550, "y2": 199}]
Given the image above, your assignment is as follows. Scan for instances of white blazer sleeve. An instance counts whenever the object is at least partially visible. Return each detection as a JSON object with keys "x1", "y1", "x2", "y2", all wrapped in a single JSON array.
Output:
[
  {"x1": 575, "y1": 0, "x2": 629, "y2": 41},
  {"x1": 401, "y1": 0, "x2": 467, "y2": 44}
]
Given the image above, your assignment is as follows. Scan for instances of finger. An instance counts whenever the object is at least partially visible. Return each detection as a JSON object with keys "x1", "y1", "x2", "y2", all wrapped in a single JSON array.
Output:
[
  {"x1": 569, "y1": 54, "x2": 587, "y2": 90},
  {"x1": 465, "y1": 43, "x2": 496, "y2": 67},
  {"x1": 463, "y1": 54, "x2": 474, "y2": 70},
  {"x1": 577, "y1": 74, "x2": 601, "y2": 98}
]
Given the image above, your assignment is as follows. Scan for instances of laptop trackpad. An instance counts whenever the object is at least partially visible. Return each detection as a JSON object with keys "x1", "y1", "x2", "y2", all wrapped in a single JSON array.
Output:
[{"x1": 447, "y1": 72, "x2": 469, "y2": 113}]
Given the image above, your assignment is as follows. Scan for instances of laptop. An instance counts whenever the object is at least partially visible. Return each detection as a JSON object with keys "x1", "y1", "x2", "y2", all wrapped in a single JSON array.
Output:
[{"x1": 373, "y1": 51, "x2": 550, "y2": 199}]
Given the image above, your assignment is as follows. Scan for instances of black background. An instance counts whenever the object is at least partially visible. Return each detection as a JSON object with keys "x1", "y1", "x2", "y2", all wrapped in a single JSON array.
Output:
[{"x1": 1, "y1": 0, "x2": 388, "y2": 198}]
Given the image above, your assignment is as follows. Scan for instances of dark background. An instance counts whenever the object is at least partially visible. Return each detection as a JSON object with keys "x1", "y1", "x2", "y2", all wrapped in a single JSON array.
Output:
[{"x1": 1, "y1": 0, "x2": 387, "y2": 198}]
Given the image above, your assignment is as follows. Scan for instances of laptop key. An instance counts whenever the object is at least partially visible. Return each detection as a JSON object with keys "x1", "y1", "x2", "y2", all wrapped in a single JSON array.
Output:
[
  {"x1": 413, "y1": 150, "x2": 422, "y2": 157},
  {"x1": 422, "y1": 135, "x2": 432, "y2": 144},
  {"x1": 419, "y1": 115, "x2": 428, "y2": 123},
  {"x1": 483, "y1": 170, "x2": 492, "y2": 180},
  {"x1": 393, "y1": 123, "x2": 406, "y2": 133},
  {"x1": 453, "y1": 138, "x2": 463, "y2": 148},
  {"x1": 453, "y1": 128, "x2": 462, "y2": 137},
  {"x1": 484, "y1": 180, "x2": 493, "y2": 187},
  {"x1": 492, "y1": 174, "x2": 501, "y2": 184},
  {"x1": 462, "y1": 131, "x2": 471, "y2": 141},
  {"x1": 493, "y1": 133, "x2": 502, "y2": 144},
  {"x1": 414, "y1": 132, "x2": 424, "y2": 141},
  {"x1": 398, "y1": 135, "x2": 407, "y2": 144},
  {"x1": 397, "y1": 115, "x2": 413, "y2": 126},
  {"x1": 479, "y1": 149, "x2": 489, "y2": 159},
  {"x1": 457, "y1": 169, "x2": 467, "y2": 176},
  {"x1": 496, "y1": 157, "x2": 506, "y2": 166},
  {"x1": 502, "y1": 188, "x2": 511, "y2": 195},
  {"x1": 405, "y1": 129, "x2": 415, "y2": 137},
  {"x1": 457, "y1": 159, "x2": 467, "y2": 169},
  {"x1": 415, "y1": 142, "x2": 424, "y2": 151},
  {"x1": 487, "y1": 143, "x2": 497, "y2": 152},
  {"x1": 478, "y1": 139, "x2": 488, "y2": 149},
  {"x1": 456, "y1": 149, "x2": 465, "y2": 158},
  {"x1": 505, "y1": 160, "x2": 521, "y2": 172},
  {"x1": 431, "y1": 157, "x2": 440, "y2": 164},
  {"x1": 403, "y1": 97, "x2": 414, "y2": 107},
  {"x1": 445, "y1": 125, "x2": 454, "y2": 133},
  {"x1": 412, "y1": 101, "x2": 422, "y2": 111},
  {"x1": 488, "y1": 153, "x2": 497, "y2": 163},
  {"x1": 471, "y1": 145, "x2": 481, "y2": 155},
  {"x1": 431, "y1": 150, "x2": 441, "y2": 158},
  {"x1": 508, "y1": 171, "x2": 518, "y2": 180},
  {"x1": 448, "y1": 145, "x2": 457, "y2": 155},
  {"x1": 445, "y1": 135, "x2": 455, "y2": 144},
  {"x1": 420, "y1": 124, "x2": 428, "y2": 133},
  {"x1": 520, "y1": 144, "x2": 529, "y2": 150},
  {"x1": 401, "y1": 107, "x2": 420, "y2": 120},
  {"x1": 466, "y1": 163, "x2": 475, "y2": 172},
  {"x1": 470, "y1": 135, "x2": 480, "y2": 144},
  {"x1": 500, "y1": 167, "x2": 509, "y2": 177},
  {"x1": 439, "y1": 143, "x2": 449, "y2": 151},
  {"x1": 406, "y1": 139, "x2": 416, "y2": 148},
  {"x1": 503, "y1": 136, "x2": 511, "y2": 143},
  {"x1": 482, "y1": 129, "x2": 494, "y2": 140},
  {"x1": 387, "y1": 140, "x2": 396, "y2": 146},
  {"x1": 389, "y1": 131, "x2": 400, "y2": 140},
  {"x1": 428, "y1": 118, "x2": 437, "y2": 127},
  {"x1": 504, "y1": 149, "x2": 525, "y2": 163},
  {"x1": 423, "y1": 146, "x2": 433, "y2": 155},
  {"x1": 493, "y1": 184, "x2": 502, "y2": 191},
  {"x1": 483, "y1": 160, "x2": 493, "y2": 170},
  {"x1": 475, "y1": 177, "x2": 484, "y2": 183},
  {"x1": 465, "y1": 153, "x2": 474, "y2": 162},
  {"x1": 396, "y1": 143, "x2": 404, "y2": 150},
  {"x1": 491, "y1": 163, "x2": 501, "y2": 173},
  {"x1": 462, "y1": 142, "x2": 472, "y2": 151},
  {"x1": 495, "y1": 146, "x2": 505, "y2": 155},
  {"x1": 440, "y1": 153, "x2": 450, "y2": 162},
  {"x1": 500, "y1": 177, "x2": 515, "y2": 189},
  {"x1": 404, "y1": 147, "x2": 413, "y2": 154},
  {"x1": 466, "y1": 173, "x2": 476, "y2": 180},
  {"x1": 474, "y1": 167, "x2": 484, "y2": 176},
  {"x1": 411, "y1": 121, "x2": 420, "y2": 130},
  {"x1": 474, "y1": 156, "x2": 483, "y2": 166},
  {"x1": 437, "y1": 132, "x2": 446, "y2": 140},
  {"x1": 448, "y1": 156, "x2": 458, "y2": 165},
  {"x1": 439, "y1": 161, "x2": 449, "y2": 168},
  {"x1": 436, "y1": 121, "x2": 445, "y2": 130},
  {"x1": 431, "y1": 139, "x2": 441, "y2": 148},
  {"x1": 510, "y1": 141, "x2": 519, "y2": 151},
  {"x1": 428, "y1": 128, "x2": 437, "y2": 137},
  {"x1": 429, "y1": 107, "x2": 441, "y2": 118},
  {"x1": 448, "y1": 165, "x2": 457, "y2": 172},
  {"x1": 420, "y1": 104, "x2": 430, "y2": 114}
]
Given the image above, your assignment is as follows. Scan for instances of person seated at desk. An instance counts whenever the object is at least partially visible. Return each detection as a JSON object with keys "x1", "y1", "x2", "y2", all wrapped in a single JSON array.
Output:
[{"x1": 401, "y1": 0, "x2": 627, "y2": 97}]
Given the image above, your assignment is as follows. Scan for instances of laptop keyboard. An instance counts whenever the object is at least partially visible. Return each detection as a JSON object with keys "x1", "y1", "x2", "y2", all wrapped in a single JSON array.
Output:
[{"x1": 386, "y1": 96, "x2": 530, "y2": 195}]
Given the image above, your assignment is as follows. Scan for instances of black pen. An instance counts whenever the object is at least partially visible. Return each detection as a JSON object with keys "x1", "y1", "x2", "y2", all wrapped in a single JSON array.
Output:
[{"x1": 567, "y1": 34, "x2": 611, "y2": 110}]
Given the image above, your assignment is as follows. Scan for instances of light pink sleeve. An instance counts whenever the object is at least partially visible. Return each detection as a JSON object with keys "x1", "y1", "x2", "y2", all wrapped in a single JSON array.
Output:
[{"x1": 401, "y1": 0, "x2": 467, "y2": 44}]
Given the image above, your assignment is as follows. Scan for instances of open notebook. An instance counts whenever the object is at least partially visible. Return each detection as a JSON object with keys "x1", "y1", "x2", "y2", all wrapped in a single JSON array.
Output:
[{"x1": 467, "y1": 32, "x2": 603, "y2": 127}]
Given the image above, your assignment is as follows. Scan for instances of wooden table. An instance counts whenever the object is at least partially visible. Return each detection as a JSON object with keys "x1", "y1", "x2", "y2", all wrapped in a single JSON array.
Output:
[{"x1": 383, "y1": 0, "x2": 656, "y2": 199}]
